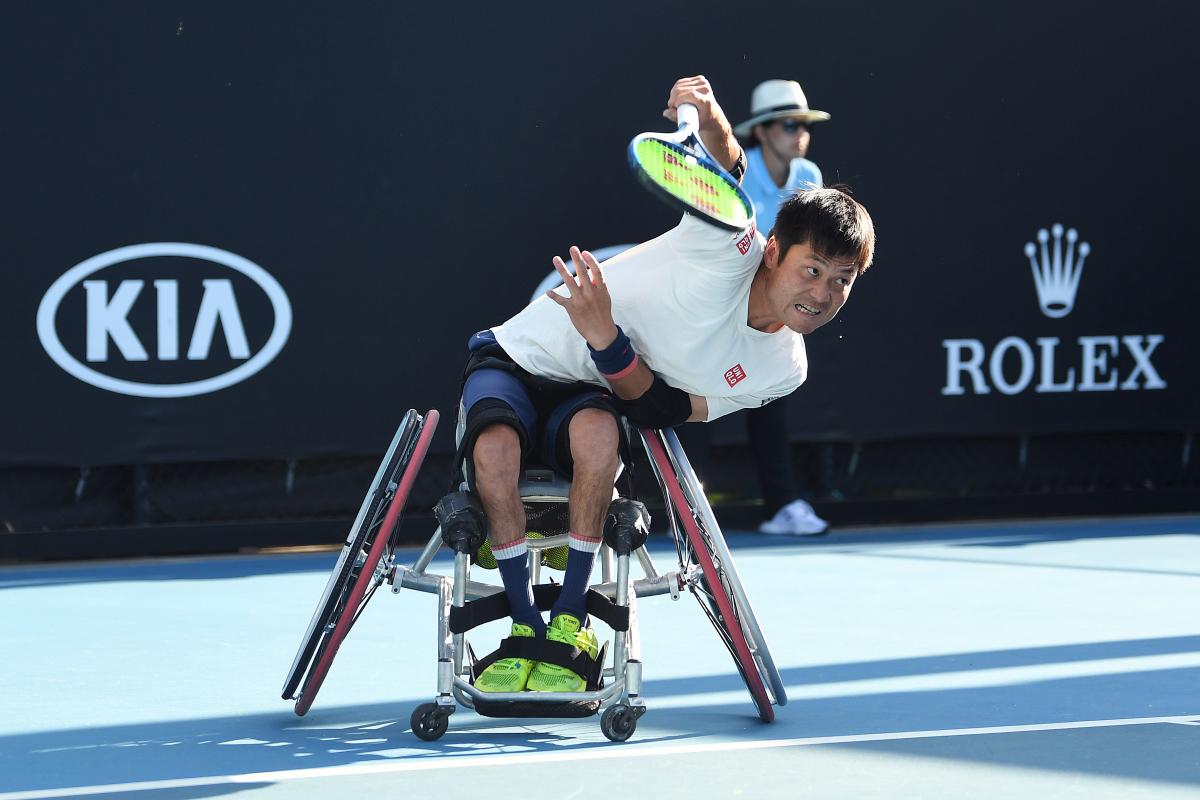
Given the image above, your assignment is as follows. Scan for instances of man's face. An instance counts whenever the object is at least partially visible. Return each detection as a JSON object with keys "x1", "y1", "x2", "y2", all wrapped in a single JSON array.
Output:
[
  {"x1": 764, "y1": 238, "x2": 857, "y2": 335},
  {"x1": 757, "y1": 117, "x2": 812, "y2": 160}
]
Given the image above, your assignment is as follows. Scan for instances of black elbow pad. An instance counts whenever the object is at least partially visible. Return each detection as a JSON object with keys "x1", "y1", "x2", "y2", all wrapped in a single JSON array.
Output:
[{"x1": 612, "y1": 375, "x2": 692, "y2": 429}]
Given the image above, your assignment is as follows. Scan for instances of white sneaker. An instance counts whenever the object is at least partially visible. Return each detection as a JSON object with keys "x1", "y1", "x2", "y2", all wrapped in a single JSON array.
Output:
[{"x1": 758, "y1": 499, "x2": 830, "y2": 536}]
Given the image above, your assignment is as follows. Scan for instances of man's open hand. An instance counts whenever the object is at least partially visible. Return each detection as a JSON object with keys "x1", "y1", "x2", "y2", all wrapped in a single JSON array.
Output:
[{"x1": 545, "y1": 246, "x2": 619, "y2": 350}]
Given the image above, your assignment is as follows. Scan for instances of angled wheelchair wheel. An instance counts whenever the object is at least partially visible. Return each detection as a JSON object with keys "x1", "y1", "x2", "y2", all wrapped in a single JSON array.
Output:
[
  {"x1": 641, "y1": 428, "x2": 781, "y2": 723},
  {"x1": 281, "y1": 408, "x2": 440, "y2": 714},
  {"x1": 661, "y1": 429, "x2": 787, "y2": 709}
]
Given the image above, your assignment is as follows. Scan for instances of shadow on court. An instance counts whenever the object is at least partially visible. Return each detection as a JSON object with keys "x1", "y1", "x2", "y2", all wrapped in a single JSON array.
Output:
[
  {"x1": 0, "y1": 697, "x2": 700, "y2": 795},
  {"x1": 4, "y1": 517, "x2": 1199, "y2": 796},
  {"x1": 60, "y1": 786, "x2": 273, "y2": 800},
  {"x1": 4, "y1": 647, "x2": 1199, "y2": 795},
  {"x1": 647, "y1": 634, "x2": 1200, "y2": 697}
]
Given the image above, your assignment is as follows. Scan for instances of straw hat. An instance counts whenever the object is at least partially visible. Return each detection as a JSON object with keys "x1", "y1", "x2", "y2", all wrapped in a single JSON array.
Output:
[{"x1": 733, "y1": 79, "x2": 830, "y2": 137}]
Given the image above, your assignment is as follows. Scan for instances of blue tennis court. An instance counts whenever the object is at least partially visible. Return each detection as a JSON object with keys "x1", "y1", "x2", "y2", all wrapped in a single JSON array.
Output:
[{"x1": 4, "y1": 515, "x2": 1198, "y2": 799}]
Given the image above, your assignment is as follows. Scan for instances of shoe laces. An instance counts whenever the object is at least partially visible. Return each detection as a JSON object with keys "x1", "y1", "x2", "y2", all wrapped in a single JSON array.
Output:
[{"x1": 546, "y1": 614, "x2": 582, "y2": 644}]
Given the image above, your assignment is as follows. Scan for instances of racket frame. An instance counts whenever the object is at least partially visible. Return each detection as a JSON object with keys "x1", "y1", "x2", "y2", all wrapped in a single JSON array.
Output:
[{"x1": 627, "y1": 103, "x2": 754, "y2": 232}]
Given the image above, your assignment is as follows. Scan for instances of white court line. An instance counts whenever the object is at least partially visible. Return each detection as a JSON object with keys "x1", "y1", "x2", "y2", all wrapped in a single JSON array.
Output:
[
  {"x1": 2, "y1": 714, "x2": 1197, "y2": 799},
  {"x1": 650, "y1": 651, "x2": 1200, "y2": 708}
]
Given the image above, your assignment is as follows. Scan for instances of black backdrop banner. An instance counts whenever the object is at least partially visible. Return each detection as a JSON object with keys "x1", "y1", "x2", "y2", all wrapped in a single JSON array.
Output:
[{"x1": 2, "y1": 2, "x2": 1197, "y2": 466}]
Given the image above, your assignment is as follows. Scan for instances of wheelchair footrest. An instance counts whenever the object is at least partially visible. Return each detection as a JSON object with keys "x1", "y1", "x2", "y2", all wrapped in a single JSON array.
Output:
[{"x1": 471, "y1": 698, "x2": 602, "y2": 719}]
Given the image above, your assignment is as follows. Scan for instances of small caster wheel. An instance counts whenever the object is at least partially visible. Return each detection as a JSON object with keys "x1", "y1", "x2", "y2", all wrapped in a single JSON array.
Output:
[
  {"x1": 410, "y1": 702, "x2": 450, "y2": 741},
  {"x1": 601, "y1": 704, "x2": 638, "y2": 742}
]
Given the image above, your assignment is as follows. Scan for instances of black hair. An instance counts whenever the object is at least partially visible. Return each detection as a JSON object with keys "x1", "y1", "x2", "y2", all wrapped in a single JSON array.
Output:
[{"x1": 769, "y1": 186, "x2": 875, "y2": 274}]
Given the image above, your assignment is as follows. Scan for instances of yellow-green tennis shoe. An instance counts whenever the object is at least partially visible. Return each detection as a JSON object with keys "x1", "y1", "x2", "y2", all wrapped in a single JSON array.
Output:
[
  {"x1": 475, "y1": 622, "x2": 536, "y2": 693},
  {"x1": 526, "y1": 614, "x2": 599, "y2": 693}
]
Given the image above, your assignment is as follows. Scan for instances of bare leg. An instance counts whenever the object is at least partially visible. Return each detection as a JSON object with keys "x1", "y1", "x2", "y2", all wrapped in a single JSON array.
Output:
[
  {"x1": 567, "y1": 409, "x2": 621, "y2": 537},
  {"x1": 471, "y1": 423, "x2": 544, "y2": 636},
  {"x1": 471, "y1": 424, "x2": 526, "y2": 548},
  {"x1": 552, "y1": 409, "x2": 619, "y2": 623}
]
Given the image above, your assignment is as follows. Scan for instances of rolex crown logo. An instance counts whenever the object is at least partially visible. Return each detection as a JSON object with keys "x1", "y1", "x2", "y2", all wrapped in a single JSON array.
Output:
[{"x1": 1024, "y1": 223, "x2": 1090, "y2": 319}]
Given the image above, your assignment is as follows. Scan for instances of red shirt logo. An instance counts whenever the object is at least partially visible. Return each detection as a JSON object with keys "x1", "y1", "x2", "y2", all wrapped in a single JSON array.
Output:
[
  {"x1": 724, "y1": 364, "x2": 747, "y2": 387},
  {"x1": 735, "y1": 222, "x2": 757, "y2": 255}
]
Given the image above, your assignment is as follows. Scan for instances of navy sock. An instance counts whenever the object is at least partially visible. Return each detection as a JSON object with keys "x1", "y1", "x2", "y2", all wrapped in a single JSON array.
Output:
[
  {"x1": 550, "y1": 532, "x2": 601, "y2": 624},
  {"x1": 494, "y1": 540, "x2": 545, "y2": 636}
]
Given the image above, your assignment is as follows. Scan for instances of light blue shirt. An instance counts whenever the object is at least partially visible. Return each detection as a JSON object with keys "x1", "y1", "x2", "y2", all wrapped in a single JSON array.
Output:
[{"x1": 743, "y1": 146, "x2": 823, "y2": 233}]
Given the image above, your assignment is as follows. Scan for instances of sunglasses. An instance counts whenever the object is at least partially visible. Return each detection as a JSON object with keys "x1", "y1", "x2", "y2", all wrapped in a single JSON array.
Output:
[{"x1": 777, "y1": 119, "x2": 810, "y2": 134}]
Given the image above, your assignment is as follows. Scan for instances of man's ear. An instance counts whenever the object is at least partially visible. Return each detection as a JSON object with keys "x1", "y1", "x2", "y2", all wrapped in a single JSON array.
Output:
[{"x1": 763, "y1": 235, "x2": 780, "y2": 270}]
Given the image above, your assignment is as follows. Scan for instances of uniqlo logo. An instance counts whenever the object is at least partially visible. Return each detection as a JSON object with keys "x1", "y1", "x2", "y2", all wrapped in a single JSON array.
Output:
[
  {"x1": 735, "y1": 222, "x2": 757, "y2": 254},
  {"x1": 724, "y1": 364, "x2": 747, "y2": 387}
]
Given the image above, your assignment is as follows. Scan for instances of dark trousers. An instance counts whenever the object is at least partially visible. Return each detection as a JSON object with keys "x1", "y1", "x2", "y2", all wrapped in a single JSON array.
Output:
[{"x1": 746, "y1": 398, "x2": 798, "y2": 517}]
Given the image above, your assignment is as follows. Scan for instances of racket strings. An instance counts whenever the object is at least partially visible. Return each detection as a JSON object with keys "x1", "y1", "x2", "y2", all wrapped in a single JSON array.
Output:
[{"x1": 634, "y1": 139, "x2": 750, "y2": 226}]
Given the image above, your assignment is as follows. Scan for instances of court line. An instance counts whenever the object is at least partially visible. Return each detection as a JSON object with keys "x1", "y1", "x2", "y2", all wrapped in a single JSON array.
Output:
[
  {"x1": 845, "y1": 549, "x2": 1200, "y2": 579},
  {"x1": 3, "y1": 713, "x2": 1197, "y2": 799}
]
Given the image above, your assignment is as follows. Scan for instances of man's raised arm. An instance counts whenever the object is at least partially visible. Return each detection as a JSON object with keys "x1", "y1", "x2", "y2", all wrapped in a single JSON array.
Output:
[{"x1": 661, "y1": 75, "x2": 744, "y2": 180}]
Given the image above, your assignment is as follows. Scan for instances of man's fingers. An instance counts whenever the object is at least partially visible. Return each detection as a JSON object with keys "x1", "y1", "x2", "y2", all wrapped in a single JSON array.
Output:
[
  {"x1": 551, "y1": 255, "x2": 575, "y2": 293},
  {"x1": 551, "y1": 247, "x2": 605, "y2": 304},
  {"x1": 667, "y1": 75, "x2": 715, "y2": 124},
  {"x1": 581, "y1": 250, "x2": 604, "y2": 285},
  {"x1": 568, "y1": 246, "x2": 593, "y2": 291}
]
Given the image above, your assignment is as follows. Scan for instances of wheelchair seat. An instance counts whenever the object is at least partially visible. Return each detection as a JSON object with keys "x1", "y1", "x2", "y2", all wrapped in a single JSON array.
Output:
[{"x1": 517, "y1": 468, "x2": 572, "y2": 501}]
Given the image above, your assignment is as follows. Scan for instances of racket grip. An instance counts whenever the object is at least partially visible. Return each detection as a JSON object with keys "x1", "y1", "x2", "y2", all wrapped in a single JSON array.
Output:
[{"x1": 676, "y1": 103, "x2": 699, "y2": 133}]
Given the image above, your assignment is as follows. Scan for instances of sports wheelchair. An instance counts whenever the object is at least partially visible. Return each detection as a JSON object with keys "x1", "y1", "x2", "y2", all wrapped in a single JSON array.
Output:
[{"x1": 281, "y1": 408, "x2": 786, "y2": 742}]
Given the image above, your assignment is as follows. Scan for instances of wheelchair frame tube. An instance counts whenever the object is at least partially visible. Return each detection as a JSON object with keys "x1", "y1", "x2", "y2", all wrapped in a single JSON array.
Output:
[
  {"x1": 411, "y1": 527, "x2": 444, "y2": 576},
  {"x1": 399, "y1": 562, "x2": 679, "y2": 603},
  {"x1": 451, "y1": 552, "x2": 469, "y2": 678},
  {"x1": 635, "y1": 545, "x2": 659, "y2": 579},
  {"x1": 612, "y1": 552, "x2": 630, "y2": 680},
  {"x1": 437, "y1": 574, "x2": 455, "y2": 697},
  {"x1": 529, "y1": 547, "x2": 541, "y2": 585}
]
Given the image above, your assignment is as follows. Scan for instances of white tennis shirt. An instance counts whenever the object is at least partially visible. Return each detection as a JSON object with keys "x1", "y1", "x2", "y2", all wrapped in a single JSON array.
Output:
[{"x1": 491, "y1": 214, "x2": 807, "y2": 422}]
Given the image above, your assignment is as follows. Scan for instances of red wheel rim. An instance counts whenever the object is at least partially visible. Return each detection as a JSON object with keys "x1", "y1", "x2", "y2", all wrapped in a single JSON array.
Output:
[
  {"x1": 642, "y1": 430, "x2": 774, "y2": 722},
  {"x1": 295, "y1": 409, "x2": 440, "y2": 715}
]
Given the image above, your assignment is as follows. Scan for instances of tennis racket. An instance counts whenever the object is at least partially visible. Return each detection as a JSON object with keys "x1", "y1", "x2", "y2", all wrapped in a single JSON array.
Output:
[{"x1": 627, "y1": 103, "x2": 754, "y2": 232}]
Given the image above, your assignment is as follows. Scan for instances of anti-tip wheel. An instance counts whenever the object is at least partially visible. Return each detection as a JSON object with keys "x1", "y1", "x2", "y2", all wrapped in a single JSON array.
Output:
[
  {"x1": 600, "y1": 704, "x2": 638, "y2": 742},
  {"x1": 410, "y1": 703, "x2": 450, "y2": 741}
]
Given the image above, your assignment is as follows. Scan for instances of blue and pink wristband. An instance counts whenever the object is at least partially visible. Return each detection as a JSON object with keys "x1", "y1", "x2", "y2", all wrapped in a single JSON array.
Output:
[{"x1": 588, "y1": 325, "x2": 639, "y2": 380}]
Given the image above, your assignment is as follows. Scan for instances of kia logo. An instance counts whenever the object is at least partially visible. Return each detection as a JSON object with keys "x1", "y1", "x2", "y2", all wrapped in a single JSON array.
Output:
[{"x1": 37, "y1": 243, "x2": 293, "y2": 398}]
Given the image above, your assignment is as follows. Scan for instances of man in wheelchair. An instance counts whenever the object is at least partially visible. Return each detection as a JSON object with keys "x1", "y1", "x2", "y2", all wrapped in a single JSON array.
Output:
[{"x1": 461, "y1": 75, "x2": 875, "y2": 694}]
